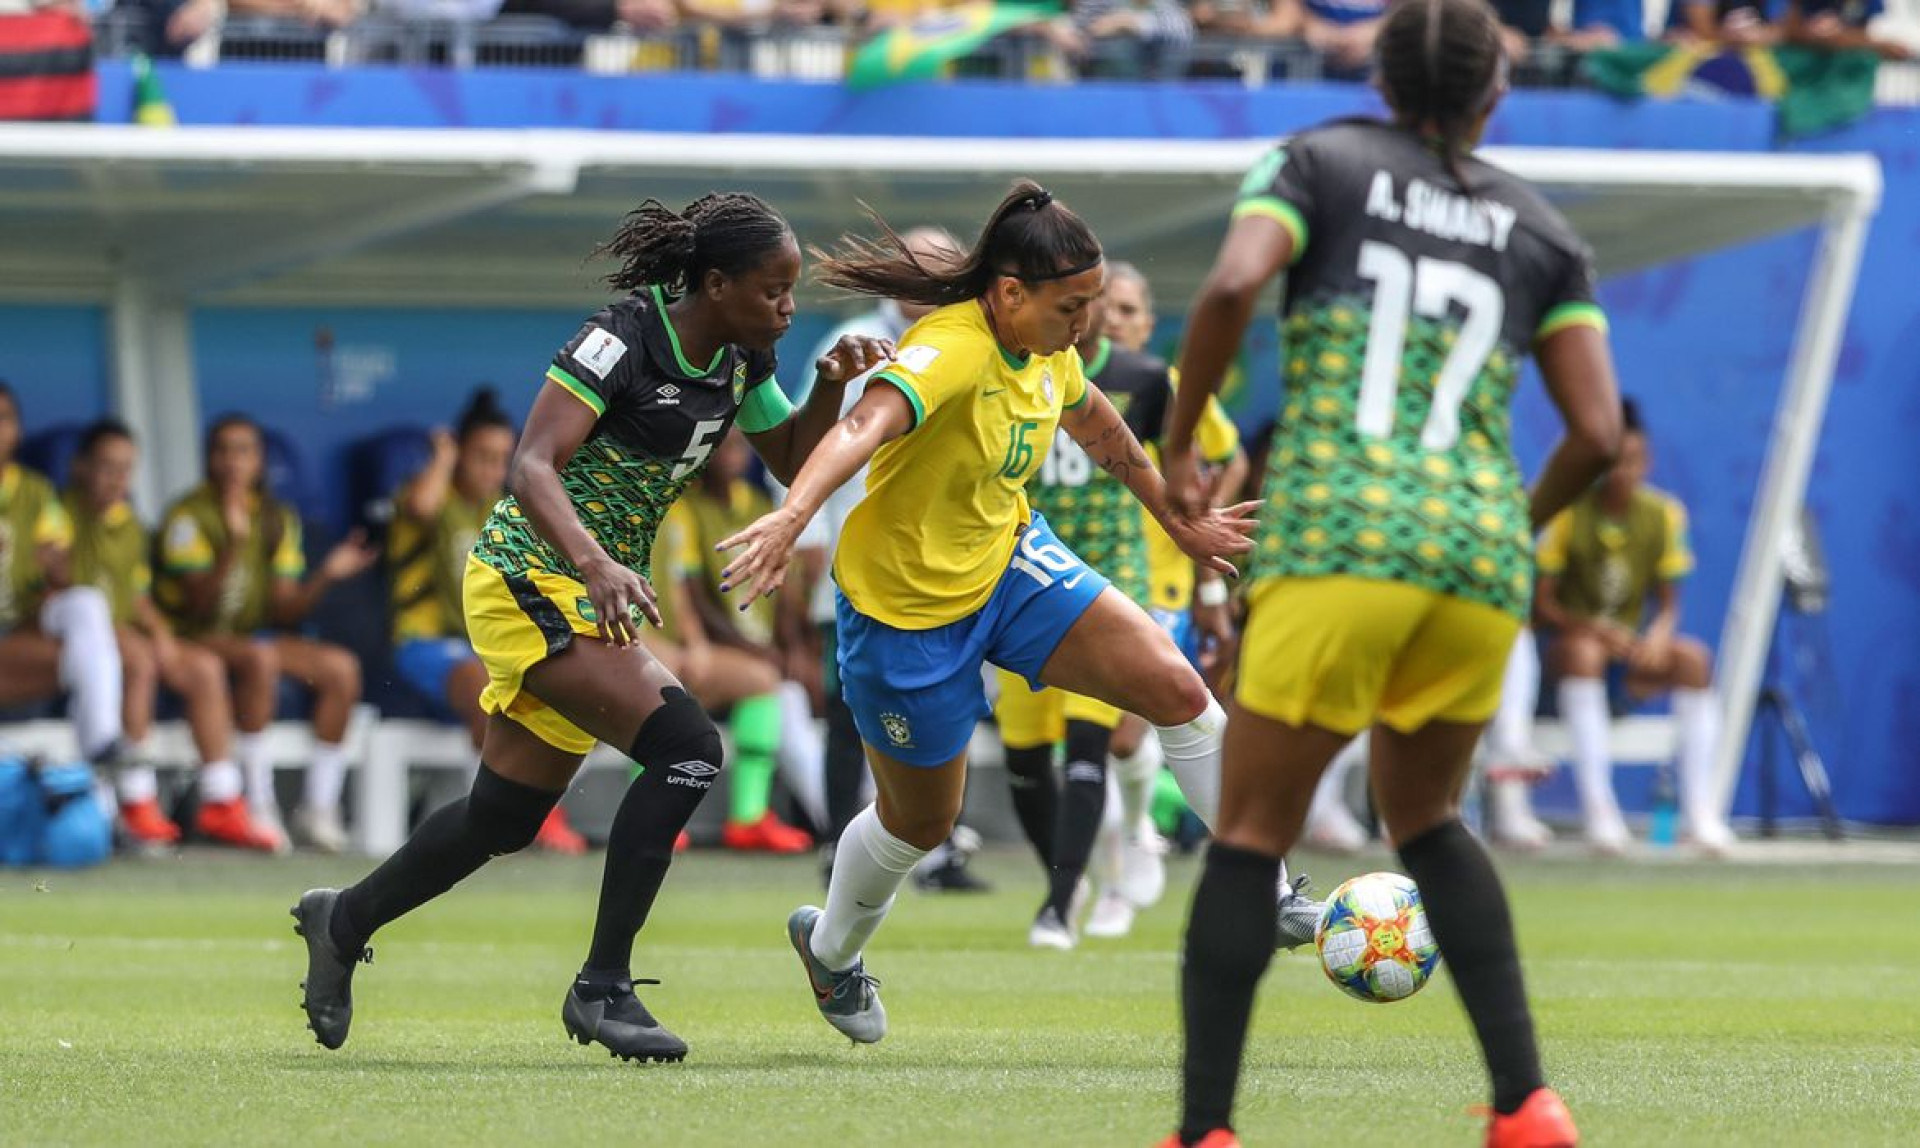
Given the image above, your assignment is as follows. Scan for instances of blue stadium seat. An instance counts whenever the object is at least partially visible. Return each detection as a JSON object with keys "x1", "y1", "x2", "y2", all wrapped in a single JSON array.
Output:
[{"x1": 18, "y1": 424, "x2": 86, "y2": 488}]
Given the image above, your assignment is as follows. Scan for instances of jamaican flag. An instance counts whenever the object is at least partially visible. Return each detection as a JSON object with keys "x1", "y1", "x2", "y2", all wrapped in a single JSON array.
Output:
[
  {"x1": 845, "y1": 3, "x2": 1057, "y2": 91},
  {"x1": 1582, "y1": 43, "x2": 1879, "y2": 140}
]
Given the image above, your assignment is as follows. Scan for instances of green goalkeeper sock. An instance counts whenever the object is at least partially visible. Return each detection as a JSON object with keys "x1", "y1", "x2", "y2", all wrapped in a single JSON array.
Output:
[
  {"x1": 1151, "y1": 767, "x2": 1190, "y2": 837},
  {"x1": 728, "y1": 692, "x2": 781, "y2": 826}
]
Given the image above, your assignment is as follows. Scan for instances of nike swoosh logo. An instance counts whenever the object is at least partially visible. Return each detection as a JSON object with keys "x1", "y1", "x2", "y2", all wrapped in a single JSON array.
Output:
[
  {"x1": 1063, "y1": 570, "x2": 1088, "y2": 589},
  {"x1": 982, "y1": 388, "x2": 1005, "y2": 398},
  {"x1": 855, "y1": 899, "x2": 883, "y2": 910}
]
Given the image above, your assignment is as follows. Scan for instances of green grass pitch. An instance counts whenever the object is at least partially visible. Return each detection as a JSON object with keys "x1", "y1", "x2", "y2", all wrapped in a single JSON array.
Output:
[{"x1": 5, "y1": 847, "x2": 1919, "y2": 1146}]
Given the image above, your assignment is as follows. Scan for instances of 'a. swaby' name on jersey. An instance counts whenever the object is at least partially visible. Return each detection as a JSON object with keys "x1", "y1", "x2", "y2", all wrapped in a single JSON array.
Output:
[{"x1": 1364, "y1": 171, "x2": 1517, "y2": 252}]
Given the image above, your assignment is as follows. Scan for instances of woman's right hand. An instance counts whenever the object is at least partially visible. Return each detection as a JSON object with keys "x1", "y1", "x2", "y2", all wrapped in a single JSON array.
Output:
[{"x1": 579, "y1": 552, "x2": 661, "y2": 647}]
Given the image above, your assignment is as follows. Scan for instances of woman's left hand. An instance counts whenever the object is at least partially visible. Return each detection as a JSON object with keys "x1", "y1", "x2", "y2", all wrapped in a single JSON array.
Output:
[
  {"x1": 815, "y1": 336, "x2": 895, "y2": 386},
  {"x1": 717, "y1": 506, "x2": 806, "y2": 609},
  {"x1": 1166, "y1": 500, "x2": 1260, "y2": 578}
]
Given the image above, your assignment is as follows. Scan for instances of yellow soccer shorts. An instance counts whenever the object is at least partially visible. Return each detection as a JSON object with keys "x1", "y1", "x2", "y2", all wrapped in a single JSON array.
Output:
[
  {"x1": 461, "y1": 555, "x2": 601, "y2": 755},
  {"x1": 1237, "y1": 576, "x2": 1521, "y2": 737},
  {"x1": 993, "y1": 666, "x2": 1123, "y2": 749}
]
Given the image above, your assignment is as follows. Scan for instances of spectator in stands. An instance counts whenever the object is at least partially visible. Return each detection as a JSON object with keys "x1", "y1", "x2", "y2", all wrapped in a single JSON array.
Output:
[
  {"x1": 788, "y1": 224, "x2": 989, "y2": 892},
  {"x1": 0, "y1": 383, "x2": 128, "y2": 798},
  {"x1": 64, "y1": 419, "x2": 280, "y2": 852},
  {"x1": 667, "y1": 428, "x2": 826, "y2": 850},
  {"x1": 1291, "y1": 0, "x2": 1389, "y2": 77},
  {"x1": 1062, "y1": 0, "x2": 1196, "y2": 78},
  {"x1": 130, "y1": 0, "x2": 364, "y2": 56},
  {"x1": 386, "y1": 389, "x2": 587, "y2": 853},
  {"x1": 1535, "y1": 398, "x2": 1734, "y2": 855},
  {"x1": 1783, "y1": 0, "x2": 1913, "y2": 57},
  {"x1": 1553, "y1": 0, "x2": 1644, "y2": 47},
  {"x1": 1666, "y1": 0, "x2": 1777, "y2": 44},
  {"x1": 1188, "y1": 0, "x2": 1303, "y2": 39},
  {"x1": 154, "y1": 414, "x2": 378, "y2": 853},
  {"x1": 497, "y1": 0, "x2": 676, "y2": 31}
]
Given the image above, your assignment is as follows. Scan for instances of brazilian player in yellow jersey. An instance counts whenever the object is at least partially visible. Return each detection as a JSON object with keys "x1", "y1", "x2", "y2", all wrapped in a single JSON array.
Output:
[
  {"x1": 1157, "y1": 2, "x2": 1626, "y2": 1144},
  {"x1": 717, "y1": 182, "x2": 1258, "y2": 1047},
  {"x1": 292, "y1": 192, "x2": 892, "y2": 1066},
  {"x1": 65, "y1": 420, "x2": 278, "y2": 852},
  {"x1": 386, "y1": 389, "x2": 587, "y2": 854}
]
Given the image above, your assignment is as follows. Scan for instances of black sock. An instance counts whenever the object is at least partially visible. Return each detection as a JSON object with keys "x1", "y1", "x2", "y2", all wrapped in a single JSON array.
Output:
[
  {"x1": 1397, "y1": 818, "x2": 1544, "y2": 1115},
  {"x1": 572, "y1": 967, "x2": 632, "y2": 1001},
  {"x1": 1179, "y1": 843, "x2": 1280, "y2": 1144},
  {"x1": 1003, "y1": 744, "x2": 1058, "y2": 868},
  {"x1": 581, "y1": 689, "x2": 721, "y2": 979},
  {"x1": 332, "y1": 764, "x2": 558, "y2": 957},
  {"x1": 1046, "y1": 721, "x2": 1111, "y2": 916}
]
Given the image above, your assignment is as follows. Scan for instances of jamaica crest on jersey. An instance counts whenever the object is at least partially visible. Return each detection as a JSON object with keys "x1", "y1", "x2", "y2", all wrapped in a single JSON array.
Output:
[{"x1": 731, "y1": 361, "x2": 747, "y2": 405}]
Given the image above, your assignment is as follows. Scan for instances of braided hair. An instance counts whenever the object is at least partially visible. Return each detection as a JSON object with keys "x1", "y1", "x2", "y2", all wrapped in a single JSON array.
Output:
[
  {"x1": 595, "y1": 193, "x2": 794, "y2": 296},
  {"x1": 813, "y1": 180, "x2": 1103, "y2": 308},
  {"x1": 1375, "y1": 0, "x2": 1507, "y2": 191}
]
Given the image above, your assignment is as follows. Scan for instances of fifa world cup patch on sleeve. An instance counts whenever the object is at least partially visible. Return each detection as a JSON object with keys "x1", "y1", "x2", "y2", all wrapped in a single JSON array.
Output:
[
  {"x1": 575, "y1": 327, "x2": 629, "y2": 380},
  {"x1": 895, "y1": 344, "x2": 940, "y2": 373}
]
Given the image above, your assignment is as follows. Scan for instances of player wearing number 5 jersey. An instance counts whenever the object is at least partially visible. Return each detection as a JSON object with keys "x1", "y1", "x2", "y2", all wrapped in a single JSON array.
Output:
[
  {"x1": 715, "y1": 182, "x2": 1257, "y2": 1047},
  {"x1": 291, "y1": 193, "x2": 893, "y2": 1065},
  {"x1": 1159, "y1": 1, "x2": 1625, "y2": 1145}
]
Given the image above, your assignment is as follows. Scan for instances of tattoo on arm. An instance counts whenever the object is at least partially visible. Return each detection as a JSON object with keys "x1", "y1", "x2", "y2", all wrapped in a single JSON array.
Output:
[{"x1": 1079, "y1": 419, "x2": 1150, "y2": 485}]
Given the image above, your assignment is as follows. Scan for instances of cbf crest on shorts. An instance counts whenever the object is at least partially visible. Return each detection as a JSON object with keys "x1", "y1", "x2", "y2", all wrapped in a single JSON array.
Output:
[{"x1": 880, "y1": 712, "x2": 914, "y2": 749}]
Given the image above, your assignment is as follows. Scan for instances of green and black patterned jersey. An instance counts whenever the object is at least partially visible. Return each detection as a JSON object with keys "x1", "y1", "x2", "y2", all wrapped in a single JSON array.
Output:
[
  {"x1": 1025, "y1": 337, "x2": 1166, "y2": 606},
  {"x1": 1236, "y1": 118, "x2": 1606, "y2": 619},
  {"x1": 471, "y1": 285, "x2": 793, "y2": 584}
]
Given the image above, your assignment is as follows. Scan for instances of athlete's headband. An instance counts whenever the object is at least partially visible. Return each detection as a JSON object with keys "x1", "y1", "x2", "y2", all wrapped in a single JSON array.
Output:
[{"x1": 991, "y1": 187, "x2": 1102, "y2": 282}]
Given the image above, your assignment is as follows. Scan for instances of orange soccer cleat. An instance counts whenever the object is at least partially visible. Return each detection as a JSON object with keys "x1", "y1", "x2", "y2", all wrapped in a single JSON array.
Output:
[
  {"x1": 1154, "y1": 1131, "x2": 1241, "y2": 1148},
  {"x1": 534, "y1": 807, "x2": 588, "y2": 855},
  {"x1": 721, "y1": 812, "x2": 813, "y2": 854},
  {"x1": 1486, "y1": 1089, "x2": 1579, "y2": 1148},
  {"x1": 120, "y1": 799, "x2": 182, "y2": 846},
  {"x1": 195, "y1": 797, "x2": 287, "y2": 852}
]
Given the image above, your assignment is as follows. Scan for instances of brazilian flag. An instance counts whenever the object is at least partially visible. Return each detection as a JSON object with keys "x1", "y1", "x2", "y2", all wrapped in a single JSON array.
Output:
[
  {"x1": 1582, "y1": 43, "x2": 1879, "y2": 140},
  {"x1": 845, "y1": 3, "x2": 1058, "y2": 91}
]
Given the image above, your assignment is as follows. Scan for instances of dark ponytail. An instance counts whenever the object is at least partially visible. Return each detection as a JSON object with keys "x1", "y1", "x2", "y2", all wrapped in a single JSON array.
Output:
[
  {"x1": 595, "y1": 192, "x2": 793, "y2": 295},
  {"x1": 455, "y1": 386, "x2": 514, "y2": 443},
  {"x1": 813, "y1": 180, "x2": 1103, "y2": 308},
  {"x1": 1376, "y1": 0, "x2": 1506, "y2": 191}
]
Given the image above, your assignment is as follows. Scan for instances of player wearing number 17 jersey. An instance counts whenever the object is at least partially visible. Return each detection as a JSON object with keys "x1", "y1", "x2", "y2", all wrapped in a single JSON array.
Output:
[{"x1": 1159, "y1": 1, "x2": 1625, "y2": 1144}]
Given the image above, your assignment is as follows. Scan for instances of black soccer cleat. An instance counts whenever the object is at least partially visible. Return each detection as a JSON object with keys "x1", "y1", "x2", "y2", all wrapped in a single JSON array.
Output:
[
  {"x1": 291, "y1": 888, "x2": 371, "y2": 1051},
  {"x1": 562, "y1": 979, "x2": 688, "y2": 1064}
]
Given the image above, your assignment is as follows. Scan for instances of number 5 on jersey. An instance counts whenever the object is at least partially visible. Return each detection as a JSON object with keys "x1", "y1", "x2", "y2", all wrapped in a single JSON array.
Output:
[{"x1": 672, "y1": 418, "x2": 727, "y2": 481}]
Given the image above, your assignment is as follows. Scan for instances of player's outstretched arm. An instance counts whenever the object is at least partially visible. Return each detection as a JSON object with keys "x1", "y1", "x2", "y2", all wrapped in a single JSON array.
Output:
[
  {"x1": 748, "y1": 334, "x2": 894, "y2": 486},
  {"x1": 1061, "y1": 385, "x2": 1256, "y2": 578},
  {"x1": 1532, "y1": 324, "x2": 1623, "y2": 530},
  {"x1": 719, "y1": 381, "x2": 914, "y2": 609}
]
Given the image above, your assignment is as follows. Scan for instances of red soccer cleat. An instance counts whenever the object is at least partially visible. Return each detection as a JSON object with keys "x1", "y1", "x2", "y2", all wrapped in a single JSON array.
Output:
[
  {"x1": 1486, "y1": 1089, "x2": 1579, "y2": 1148},
  {"x1": 534, "y1": 807, "x2": 588, "y2": 855},
  {"x1": 120, "y1": 799, "x2": 181, "y2": 846},
  {"x1": 720, "y1": 813, "x2": 813, "y2": 854},
  {"x1": 1154, "y1": 1131, "x2": 1241, "y2": 1148},
  {"x1": 195, "y1": 797, "x2": 286, "y2": 852},
  {"x1": 675, "y1": 830, "x2": 690, "y2": 853}
]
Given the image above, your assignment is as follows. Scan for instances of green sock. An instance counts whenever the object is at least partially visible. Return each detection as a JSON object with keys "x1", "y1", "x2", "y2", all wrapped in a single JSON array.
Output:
[
  {"x1": 728, "y1": 692, "x2": 781, "y2": 826},
  {"x1": 1151, "y1": 768, "x2": 1190, "y2": 837}
]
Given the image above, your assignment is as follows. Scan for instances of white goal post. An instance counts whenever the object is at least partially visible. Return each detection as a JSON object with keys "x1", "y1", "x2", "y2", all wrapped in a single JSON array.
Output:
[{"x1": 0, "y1": 126, "x2": 1882, "y2": 820}]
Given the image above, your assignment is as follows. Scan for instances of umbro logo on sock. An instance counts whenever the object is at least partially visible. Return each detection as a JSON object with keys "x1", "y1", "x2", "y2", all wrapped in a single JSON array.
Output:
[{"x1": 665, "y1": 760, "x2": 718, "y2": 789}]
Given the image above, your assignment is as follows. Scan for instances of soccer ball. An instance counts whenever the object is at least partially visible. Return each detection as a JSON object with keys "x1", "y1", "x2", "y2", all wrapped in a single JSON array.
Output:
[{"x1": 1315, "y1": 871, "x2": 1442, "y2": 1003}]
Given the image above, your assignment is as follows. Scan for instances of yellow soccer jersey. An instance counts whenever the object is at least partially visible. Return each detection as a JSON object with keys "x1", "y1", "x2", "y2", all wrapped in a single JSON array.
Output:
[
  {"x1": 0, "y1": 463, "x2": 72, "y2": 629},
  {"x1": 835, "y1": 300, "x2": 1089, "y2": 630},
  {"x1": 1143, "y1": 375, "x2": 1241, "y2": 612}
]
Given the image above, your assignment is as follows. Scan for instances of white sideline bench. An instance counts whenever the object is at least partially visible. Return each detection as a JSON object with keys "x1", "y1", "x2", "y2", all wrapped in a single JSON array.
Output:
[{"x1": 1531, "y1": 715, "x2": 1677, "y2": 766}]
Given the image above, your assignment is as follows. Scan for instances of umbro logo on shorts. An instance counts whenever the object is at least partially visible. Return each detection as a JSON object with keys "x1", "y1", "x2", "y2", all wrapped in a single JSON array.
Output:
[{"x1": 666, "y1": 759, "x2": 718, "y2": 789}]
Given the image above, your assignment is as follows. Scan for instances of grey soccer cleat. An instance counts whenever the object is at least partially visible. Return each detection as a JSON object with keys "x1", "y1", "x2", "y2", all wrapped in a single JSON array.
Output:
[
  {"x1": 787, "y1": 905, "x2": 887, "y2": 1044},
  {"x1": 1276, "y1": 872, "x2": 1323, "y2": 952},
  {"x1": 562, "y1": 979, "x2": 688, "y2": 1064},
  {"x1": 291, "y1": 888, "x2": 371, "y2": 1050}
]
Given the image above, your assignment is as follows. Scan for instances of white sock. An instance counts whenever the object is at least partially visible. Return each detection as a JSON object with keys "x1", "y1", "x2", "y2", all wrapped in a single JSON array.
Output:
[
  {"x1": 1673, "y1": 687, "x2": 1723, "y2": 832},
  {"x1": 775, "y1": 681, "x2": 829, "y2": 830},
  {"x1": 117, "y1": 765, "x2": 159, "y2": 805},
  {"x1": 1153, "y1": 695, "x2": 1225, "y2": 829},
  {"x1": 239, "y1": 732, "x2": 275, "y2": 814},
  {"x1": 303, "y1": 742, "x2": 348, "y2": 812},
  {"x1": 1311, "y1": 736, "x2": 1364, "y2": 825},
  {"x1": 1488, "y1": 635, "x2": 1541, "y2": 763},
  {"x1": 199, "y1": 760, "x2": 243, "y2": 804},
  {"x1": 38, "y1": 588, "x2": 124, "y2": 759},
  {"x1": 1558, "y1": 678, "x2": 1622, "y2": 832},
  {"x1": 811, "y1": 804, "x2": 929, "y2": 971},
  {"x1": 1111, "y1": 730, "x2": 1162, "y2": 834}
]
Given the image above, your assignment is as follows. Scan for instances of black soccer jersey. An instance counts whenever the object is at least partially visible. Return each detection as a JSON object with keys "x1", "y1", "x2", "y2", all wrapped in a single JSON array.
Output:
[
  {"x1": 1236, "y1": 118, "x2": 1605, "y2": 618},
  {"x1": 1026, "y1": 337, "x2": 1169, "y2": 606},
  {"x1": 471, "y1": 285, "x2": 791, "y2": 583}
]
